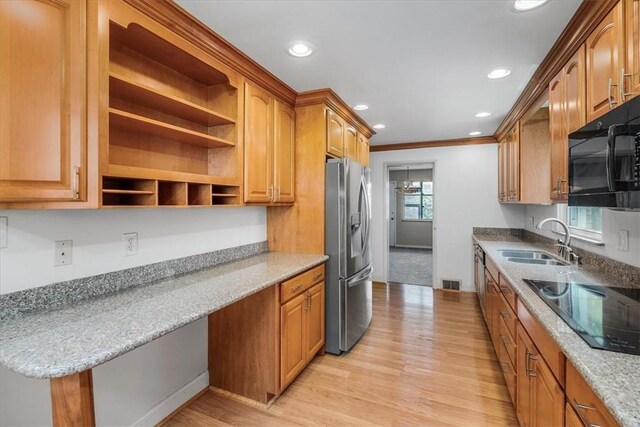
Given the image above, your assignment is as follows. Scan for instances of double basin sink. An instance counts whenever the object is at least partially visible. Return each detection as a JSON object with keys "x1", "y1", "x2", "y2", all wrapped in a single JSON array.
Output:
[{"x1": 498, "y1": 249, "x2": 569, "y2": 266}]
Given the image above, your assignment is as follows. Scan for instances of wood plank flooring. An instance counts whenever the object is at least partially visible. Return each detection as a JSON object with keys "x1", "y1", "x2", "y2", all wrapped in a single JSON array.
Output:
[{"x1": 166, "y1": 283, "x2": 518, "y2": 426}]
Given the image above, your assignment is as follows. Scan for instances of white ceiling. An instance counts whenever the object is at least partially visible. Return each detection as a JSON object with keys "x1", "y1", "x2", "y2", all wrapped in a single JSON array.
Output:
[{"x1": 176, "y1": 0, "x2": 581, "y2": 145}]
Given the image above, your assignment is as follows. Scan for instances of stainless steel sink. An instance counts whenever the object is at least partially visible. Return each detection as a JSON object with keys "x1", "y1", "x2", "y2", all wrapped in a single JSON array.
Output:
[
  {"x1": 498, "y1": 249, "x2": 554, "y2": 260},
  {"x1": 506, "y1": 257, "x2": 568, "y2": 266}
]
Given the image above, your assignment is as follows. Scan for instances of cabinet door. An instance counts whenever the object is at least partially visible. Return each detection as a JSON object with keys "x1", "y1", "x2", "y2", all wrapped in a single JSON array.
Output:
[
  {"x1": 586, "y1": 2, "x2": 625, "y2": 121},
  {"x1": 244, "y1": 83, "x2": 274, "y2": 203},
  {"x1": 357, "y1": 133, "x2": 369, "y2": 167},
  {"x1": 530, "y1": 352, "x2": 564, "y2": 427},
  {"x1": 0, "y1": 0, "x2": 85, "y2": 202},
  {"x1": 507, "y1": 127, "x2": 520, "y2": 202},
  {"x1": 344, "y1": 126, "x2": 358, "y2": 160},
  {"x1": 517, "y1": 324, "x2": 533, "y2": 427},
  {"x1": 326, "y1": 109, "x2": 345, "y2": 157},
  {"x1": 498, "y1": 139, "x2": 507, "y2": 202},
  {"x1": 625, "y1": 0, "x2": 640, "y2": 100},
  {"x1": 549, "y1": 71, "x2": 567, "y2": 202},
  {"x1": 305, "y1": 282, "x2": 325, "y2": 361},
  {"x1": 280, "y1": 292, "x2": 306, "y2": 389},
  {"x1": 565, "y1": 45, "x2": 587, "y2": 133},
  {"x1": 273, "y1": 100, "x2": 295, "y2": 203}
]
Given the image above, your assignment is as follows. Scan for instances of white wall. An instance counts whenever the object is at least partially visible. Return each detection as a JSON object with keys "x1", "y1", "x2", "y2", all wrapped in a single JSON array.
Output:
[
  {"x1": 524, "y1": 205, "x2": 640, "y2": 267},
  {"x1": 370, "y1": 144, "x2": 524, "y2": 291},
  {"x1": 0, "y1": 207, "x2": 266, "y2": 426}
]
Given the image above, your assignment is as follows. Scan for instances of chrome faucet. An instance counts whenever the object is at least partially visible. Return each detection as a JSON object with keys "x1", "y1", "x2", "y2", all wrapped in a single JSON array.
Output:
[{"x1": 536, "y1": 218, "x2": 580, "y2": 264}]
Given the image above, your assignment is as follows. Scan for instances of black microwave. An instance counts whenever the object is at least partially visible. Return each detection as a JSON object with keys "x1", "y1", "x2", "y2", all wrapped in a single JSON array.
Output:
[{"x1": 568, "y1": 96, "x2": 640, "y2": 210}]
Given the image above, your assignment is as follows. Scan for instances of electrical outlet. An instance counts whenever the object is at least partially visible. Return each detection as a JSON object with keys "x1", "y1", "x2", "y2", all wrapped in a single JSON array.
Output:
[
  {"x1": 0, "y1": 217, "x2": 7, "y2": 249},
  {"x1": 529, "y1": 216, "x2": 535, "y2": 227},
  {"x1": 617, "y1": 230, "x2": 629, "y2": 251},
  {"x1": 54, "y1": 240, "x2": 73, "y2": 266},
  {"x1": 123, "y1": 232, "x2": 138, "y2": 256}
]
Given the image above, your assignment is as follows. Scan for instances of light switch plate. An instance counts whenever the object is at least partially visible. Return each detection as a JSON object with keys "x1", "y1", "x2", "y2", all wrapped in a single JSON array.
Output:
[
  {"x1": 617, "y1": 230, "x2": 629, "y2": 251},
  {"x1": 0, "y1": 217, "x2": 7, "y2": 249},
  {"x1": 55, "y1": 240, "x2": 73, "y2": 266}
]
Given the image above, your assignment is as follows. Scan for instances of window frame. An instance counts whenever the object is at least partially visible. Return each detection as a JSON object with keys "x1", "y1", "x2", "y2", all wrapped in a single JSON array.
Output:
[
  {"x1": 555, "y1": 205, "x2": 603, "y2": 244},
  {"x1": 402, "y1": 181, "x2": 433, "y2": 222}
]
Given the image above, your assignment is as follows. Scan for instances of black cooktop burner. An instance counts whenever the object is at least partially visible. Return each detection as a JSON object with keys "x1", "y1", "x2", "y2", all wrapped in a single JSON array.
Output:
[{"x1": 523, "y1": 280, "x2": 640, "y2": 355}]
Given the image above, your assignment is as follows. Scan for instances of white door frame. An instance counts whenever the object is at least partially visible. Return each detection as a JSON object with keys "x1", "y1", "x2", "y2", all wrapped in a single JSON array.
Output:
[
  {"x1": 382, "y1": 161, "x2": 438, "y2": 287},
  {"x1": 388, "y1": 181, "x2": 397, "y2": 247}
]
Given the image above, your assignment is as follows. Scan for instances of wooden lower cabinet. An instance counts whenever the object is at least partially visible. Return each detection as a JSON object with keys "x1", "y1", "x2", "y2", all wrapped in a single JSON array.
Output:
[
  {"x1": 516, "y1": 323, "x2": 565, "y2": 427},
  {"x1": 209, "y1": 264, "x2": 325, "y2": 404},
  {"x1": 566, "y1": 361, "x2": 620, "y2": 427}
]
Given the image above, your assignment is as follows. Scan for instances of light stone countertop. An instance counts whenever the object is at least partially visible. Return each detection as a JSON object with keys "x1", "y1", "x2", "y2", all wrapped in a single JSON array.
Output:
[
  {"x1": 474, "y1": 235, "x2": 640, "y2": 427},
  {"x1": 0, "y1": 252, "x2": 327, "y2": 379}
]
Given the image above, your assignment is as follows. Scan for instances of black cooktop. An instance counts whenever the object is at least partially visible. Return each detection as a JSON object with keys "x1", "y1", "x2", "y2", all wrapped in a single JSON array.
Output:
[{"x1": 523, "y1": 280, "x2": 640, "y2": 355}]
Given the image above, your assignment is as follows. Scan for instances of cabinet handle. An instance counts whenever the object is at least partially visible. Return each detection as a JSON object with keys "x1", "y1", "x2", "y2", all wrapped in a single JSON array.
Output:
[
  {"x1": 269, "y1": 185, "x2": 274, "y2": 202},
  {"x1": 500, "y1": 335, "x2": 510, "y2": 345},
  {"x1": 607, "y1": 78, "x2": 618, "y2": 110},
  {"x1": 312, "y1": 273, "x2": 323, "y2": 282},
  {"x1": 305, "y1": 291, "x2": 311, "y2": 310},
  {"x1": 573, "y1": 400, "x2": 600, "y2": 427},
  {"x1": 276, "y1": 186, "x2": 281, "y2": 202},
  {"x1": 500, "y1": 310, "x2": 510, "y2": 319},
  {"x1": 525, "y1": 350, "x2": 538, "y2": 377},
  {"x1": 73, "y1": 166, "x2": 80, "y2": 199},
  {"x1": 500, "y1": 362, "x2": 510, "y2": 374},
  {"x1": 290, "y1": 283, "x2": 303, "y2": 293},
  {"x1": 500, "y1": 286, "x2": 511, "y2": 295},
  {"x1": 620, "y1": 68, "x2": 632, "y2": 102}
]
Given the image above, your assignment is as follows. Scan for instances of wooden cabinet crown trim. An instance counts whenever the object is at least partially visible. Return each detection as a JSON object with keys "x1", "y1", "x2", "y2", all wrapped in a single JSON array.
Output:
[
  {"x1": 494, "y1": 0, "x2": 619, "y2": 141},
  {"x1": 122, "y1": 0, "x2": 298, "y2": 106},
  {"x1": 296, "y1": 88, "x2": 376, "y2": 138}
]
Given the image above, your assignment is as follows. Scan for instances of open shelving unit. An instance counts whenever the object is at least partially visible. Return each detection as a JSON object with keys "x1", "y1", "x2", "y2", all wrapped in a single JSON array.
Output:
[{"x1": 101, "y1": 6, "x2": 243, "y2": 208}]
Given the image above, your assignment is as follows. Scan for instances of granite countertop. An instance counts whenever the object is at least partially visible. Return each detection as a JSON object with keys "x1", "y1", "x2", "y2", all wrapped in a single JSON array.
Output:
[
  {"x1": 474, "y1": 235, "x2": 640, "y2": 427},
  {"x1": 0, "y1": 252, "x2": 327, "y2": 379}
]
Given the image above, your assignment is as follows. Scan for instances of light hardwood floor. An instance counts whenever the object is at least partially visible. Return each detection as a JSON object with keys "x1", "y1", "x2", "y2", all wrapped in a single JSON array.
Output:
[{"x1": 166, "y1": 283, "x2": 518, "y2": 426}]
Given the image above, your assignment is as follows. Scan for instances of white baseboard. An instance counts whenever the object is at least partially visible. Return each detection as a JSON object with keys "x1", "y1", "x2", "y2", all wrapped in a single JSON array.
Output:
[
  {"x1": 392, "y1": 244, "x2": 432, "y2": 249},
  {"x1": 132, "y1": 371, "x2": 209, "y2": 427}
]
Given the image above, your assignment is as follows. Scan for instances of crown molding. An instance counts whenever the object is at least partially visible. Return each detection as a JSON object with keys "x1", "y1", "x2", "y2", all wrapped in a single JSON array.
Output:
[{"x1": 370, "y1": 136, "x2": 496, "y2": 152}]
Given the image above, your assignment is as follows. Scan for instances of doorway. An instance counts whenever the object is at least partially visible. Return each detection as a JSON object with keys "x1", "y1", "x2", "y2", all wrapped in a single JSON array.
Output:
[{"x1": 387, "y1": 164, "x2": 434, "y2": 287}]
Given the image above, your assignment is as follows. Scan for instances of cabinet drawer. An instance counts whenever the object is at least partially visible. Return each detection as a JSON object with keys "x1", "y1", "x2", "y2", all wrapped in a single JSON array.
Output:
[
  {"x1": 498, "y1": 291, "x2": 517, "y2": 339},
  {"x1": 281, "y1": 265, "x2": 325, "y2": 303},
  {"x1": 566, "y1": 361, "x2": 619, "y2": 427},
  {"x1": 498, "y1": 339, "x2": 517, "y2": 405},
  {"x1": 517, "y1": 299, "x2": 565, "y2": 387},
  {"x1": 499, "y1": 315, "x2": 517, "y2": 367},
  {"x1": 498, "y1": 273, "x2": 517, "y2": 312}
]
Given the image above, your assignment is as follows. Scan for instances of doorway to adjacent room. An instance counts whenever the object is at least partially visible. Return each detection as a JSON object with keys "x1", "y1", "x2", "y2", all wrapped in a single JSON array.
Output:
[{"x1": 387, "y1": 164, "x2": 434, "y2": 286}]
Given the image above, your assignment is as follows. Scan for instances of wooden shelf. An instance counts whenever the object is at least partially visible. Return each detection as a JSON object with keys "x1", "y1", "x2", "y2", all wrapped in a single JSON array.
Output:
[
  {"x1": 106, "y1": 165, "x2": 238, "y2": 186},
  {"x1": 109, "y1": 73, "x2": 235, "y2": 127},
  {"x1": 102, "y1": 189, "x2": 155, "y2": 195},
  {"x1": 109, "y1": 108, "x2": 235, "y2": 149},
  {"x1": 211, "y1": 193, "x2": 237, "y2": 197}
]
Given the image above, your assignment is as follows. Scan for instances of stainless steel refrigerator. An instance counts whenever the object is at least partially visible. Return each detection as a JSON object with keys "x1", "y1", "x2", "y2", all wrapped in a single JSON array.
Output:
[{"x1": 325, "y1": 159, "x2": 373, "y2": 354}]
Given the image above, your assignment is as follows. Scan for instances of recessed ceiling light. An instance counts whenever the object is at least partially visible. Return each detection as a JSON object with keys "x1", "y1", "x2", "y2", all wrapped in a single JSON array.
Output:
[
  {"x1": 353, "y1": 104, "x2": 369, "y2": 111},
  {"x1": 513, "y1": 0, "x2": 549, "y2": 11},
  {"x1": 487, "y1": 68, "x2": 512, "y2": 79},
  {"x1": 469, "y1": 131, "x2": 482, "y2": 136},
  {"x1": 373, "y1": 124, "x2": 386, "y2": 130},
  {"x1": 287, "y1": 41, "x2": 314, "y2": 58},
  {"x1": 475, "y1": 112, "x2": 492, "y2": 118}
]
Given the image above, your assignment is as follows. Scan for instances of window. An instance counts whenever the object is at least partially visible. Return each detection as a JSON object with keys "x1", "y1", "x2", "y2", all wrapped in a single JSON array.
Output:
[
  {"x1": 557, "y1": 205, "x2": 603, "y2": 242},
  {"x1": 403, "y1": 181, "x2": 433, "y2": 220}
]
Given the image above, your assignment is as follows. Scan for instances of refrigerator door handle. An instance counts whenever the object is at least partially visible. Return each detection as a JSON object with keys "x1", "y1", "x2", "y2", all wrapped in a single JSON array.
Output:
[
  {"x1": 360, "y1": 175, "x2": 371, "y2": 254},
  {"x1": 347, "y1": 264, "x2": 373, "y2": 287}
]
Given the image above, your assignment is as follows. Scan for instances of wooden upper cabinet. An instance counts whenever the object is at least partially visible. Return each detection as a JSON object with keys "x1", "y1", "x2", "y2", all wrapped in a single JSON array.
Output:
[
  {"x1": 549, "y1": 46, "x2": 585, "y2": 202},
  {"x1": 357, "y1": 133, "x2": 370, "y2": 167},
  {"x1": 586, "y1": 2, "x2": 625, "y2": 122},
  {"x1": 274, "y1": 100, "x2": 295, "y2": 203},
  {"x1": 344, "y1": 126, "x2": 358, "y2": 160},
  {"x1": 625, "y1": 0, "x2": 640, "y2": 100},
  {"x1": 507, "y1": 126, "x2": 520, "y2": 202},
  {"x1": 244, "y1": 82, "x2": 274, "y2": 203},
  {"x1": 326, "y1": 109, "x2": 345, "y2": 158},
  {"x1": 0, "y1": 0, "x2": 86, "y2": 202}
]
